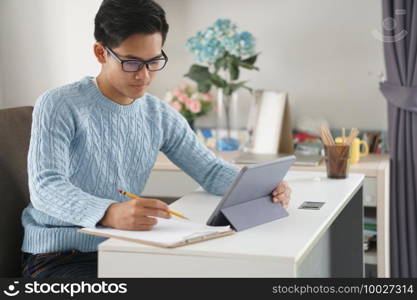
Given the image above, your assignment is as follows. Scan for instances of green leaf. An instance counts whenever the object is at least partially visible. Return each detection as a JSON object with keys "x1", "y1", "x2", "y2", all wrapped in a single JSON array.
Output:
[
  {"x1": 229, "y1": 63, "x2": 240, "y2": 80},
  {"x1": 210, "y1": 73, "x2": 227, "y2": 88},
  {"x1": 214, "y1": 60, "x2": 222, "y2": 73},
  {"x1": 242, "y1": 54, "x2": 258, "y2": 65},
  {"x1": 185, "y1": 64, "x2": 212, "y2": 93},
  {"x1": 239, "y1": 62, "x2": 259, "y2": 71},
  {"x1": 184, "y1": 64, "x2": 210, "y2": 82},
  {"x1": 214, "y1": 57, "x2": 226, "y2": 73},
  {"x1": 197, "y1": 81, "x2": 212, "y2": 93},
  {"x1": 228, "y1": 81, "x2": 251, "y2": 95},
  {"x1": 230, "y1": 80, "x2": 247, "y2": 88},
  {"x1": 241, "y1": 85, "x2": 253, "y2": 93}
]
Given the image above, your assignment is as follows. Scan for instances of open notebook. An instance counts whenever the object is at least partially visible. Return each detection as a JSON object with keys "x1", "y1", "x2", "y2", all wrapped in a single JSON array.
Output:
[{"x1": 78, "y1": 218, "x2": 234, "y2": 248}]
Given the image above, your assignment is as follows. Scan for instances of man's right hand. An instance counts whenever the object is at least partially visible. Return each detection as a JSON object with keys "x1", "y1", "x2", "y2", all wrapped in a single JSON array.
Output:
[{"x1": 99, "y1": 198, "x2": 171, "y2": 231}]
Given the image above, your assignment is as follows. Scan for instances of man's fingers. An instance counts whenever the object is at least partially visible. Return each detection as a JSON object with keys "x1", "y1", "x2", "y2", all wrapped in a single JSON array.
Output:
[
  {"x1": 133, "y1": 225, "x2": 154, "y2": 231},
  {"x1": 136, "y1": 198, "x2": 169, "y2": 210},
  {"x1": 138, "y1": 216, "x2": 158, "y2": 226},
  {"x1": 278, "y1": 181, "x2": 289, "y2": 193},
  {"x1": 277, "y1": 189, "x2": 291, "y2": 201},
  {"x1": 131, "y1": 216, "x2": 158, "y2": 228},
  {"x1": 273, "y1": 181, "x2": 289, "y2": 196},
  {"x1": 272, "y1": 182, "x2": 291, "y2": 207},
  {"x1": 123, "y1": 220, "x2": 155, "y2": 231},
  {"x1": 283, "y1": 188, "x2": 291, "y2": 198},
  {"x1": 138, "y1": 208, "x2": 171, "y2": 219}
]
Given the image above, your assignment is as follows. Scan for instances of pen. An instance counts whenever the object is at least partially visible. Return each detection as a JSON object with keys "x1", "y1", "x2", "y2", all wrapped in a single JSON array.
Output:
[{"x1": 117, "y1": 189, "x2": 189, "y2": 220}]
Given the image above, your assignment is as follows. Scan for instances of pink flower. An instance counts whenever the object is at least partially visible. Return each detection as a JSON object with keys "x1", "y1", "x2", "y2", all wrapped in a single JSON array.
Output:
[
  {"x1": 180, "y1": 83, "x2": 188, "y2": 90},
  {"x1": 185, "y1": 98, "x2": 193, "y2": 110},
  {"x1": 172, "y1": 88, "x2": 182, "y2": 97},
  {"x1": 186, "y1": 96, "x2": 195, "y2": 106},
  {"x1": 188, "y1": 100, "x2": 202, "y2": 114},
  {"x1": 170, "y1": 101, "x2": 182, "y2": 112},
  {"x1": 202, "y1": 93, "x2": 213, "y2": 101},
  {"x1": 178, "y1": 93, "x2": 189, "y2": 103}
]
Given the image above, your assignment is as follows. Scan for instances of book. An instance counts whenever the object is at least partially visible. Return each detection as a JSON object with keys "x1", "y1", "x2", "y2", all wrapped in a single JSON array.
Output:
[{"x1": 78, "y1": 218, "x2": 234, "y2": 248}]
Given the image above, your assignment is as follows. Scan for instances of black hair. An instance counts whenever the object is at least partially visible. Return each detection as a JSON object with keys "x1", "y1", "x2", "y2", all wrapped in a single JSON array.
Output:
[{"x1": 94, "y1": 0, "x2": 169, "y2": 48}]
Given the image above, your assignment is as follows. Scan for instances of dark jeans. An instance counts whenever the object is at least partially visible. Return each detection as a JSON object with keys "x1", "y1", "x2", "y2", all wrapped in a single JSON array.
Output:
[{"x1": 21, "y1": 250, "x2": 98, "y2": 279}]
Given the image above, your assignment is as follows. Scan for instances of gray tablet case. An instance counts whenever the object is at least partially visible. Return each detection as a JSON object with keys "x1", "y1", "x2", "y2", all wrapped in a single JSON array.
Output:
[{"x1": 207, "y1": 155, "x2": 296, "y2": 231}]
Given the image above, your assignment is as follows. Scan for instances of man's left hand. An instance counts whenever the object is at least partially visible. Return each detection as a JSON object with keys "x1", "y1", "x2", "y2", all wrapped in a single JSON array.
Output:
[{"x1": 271, "y1": 181, "x2": 291, "y2": 208}]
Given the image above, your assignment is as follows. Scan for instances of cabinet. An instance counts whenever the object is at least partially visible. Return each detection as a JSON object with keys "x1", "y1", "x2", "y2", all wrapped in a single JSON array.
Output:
[{"x1": 142, "y1": 152, "x2": 390, "y2": 277}]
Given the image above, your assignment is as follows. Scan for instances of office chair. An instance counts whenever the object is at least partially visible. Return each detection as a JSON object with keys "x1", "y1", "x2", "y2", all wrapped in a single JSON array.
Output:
[{"x1": 0, "y1": 106, "x2": 33, "y2": 277}]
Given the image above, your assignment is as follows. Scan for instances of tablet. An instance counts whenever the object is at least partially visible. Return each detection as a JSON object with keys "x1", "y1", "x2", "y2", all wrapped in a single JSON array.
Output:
[{"x1": 207, "y1": 155, "x2": 296, "y2": 230}]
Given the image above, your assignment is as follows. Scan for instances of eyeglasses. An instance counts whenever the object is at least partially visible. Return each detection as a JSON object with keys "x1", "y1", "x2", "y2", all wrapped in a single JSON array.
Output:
[{"x1": 105, "y1": 46, "x2": 168, "y2": 72}]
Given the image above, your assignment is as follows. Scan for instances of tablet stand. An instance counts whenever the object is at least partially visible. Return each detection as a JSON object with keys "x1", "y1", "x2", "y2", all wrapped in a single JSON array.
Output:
[{"x1": 220, "y1": 196, "x2": 289, "y2": 231}]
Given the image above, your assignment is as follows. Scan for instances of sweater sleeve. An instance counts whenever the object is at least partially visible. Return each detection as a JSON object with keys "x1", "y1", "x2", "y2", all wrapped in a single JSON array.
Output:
[
  {"x1": 159, "y1": 104, "x2": 241, "y2": 196},
  {"x1": 27, "y1": 91, "x2": 117, "y2": 228}
]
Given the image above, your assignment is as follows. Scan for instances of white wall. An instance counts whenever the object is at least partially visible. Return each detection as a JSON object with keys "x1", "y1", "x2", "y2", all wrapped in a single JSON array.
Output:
[
  {"x1": 0, "y1": 0, "x2": 387, "y2": 130},
  {"x1": 0, "y1": 0, "x2": 101, "y2": 108},
  {"x1": 155, "y1": 0, "x2": 387, "y2": 130}
]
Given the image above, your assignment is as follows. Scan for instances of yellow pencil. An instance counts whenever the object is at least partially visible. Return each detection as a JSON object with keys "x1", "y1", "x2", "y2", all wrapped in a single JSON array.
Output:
[{"x1": 117, "y1": 189, "x2": 189, "y2": 220}]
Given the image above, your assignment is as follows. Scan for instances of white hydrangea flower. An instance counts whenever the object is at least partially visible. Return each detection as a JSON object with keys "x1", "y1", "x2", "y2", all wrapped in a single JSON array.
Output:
[{"x1": 164, "y1": 91, "x2": 173, "y2": 103}]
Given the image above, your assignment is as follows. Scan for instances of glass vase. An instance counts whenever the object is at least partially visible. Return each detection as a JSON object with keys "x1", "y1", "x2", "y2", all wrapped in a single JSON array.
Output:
[{"x1": 216, "y1": 88, "x2": 240, "y2": 151}]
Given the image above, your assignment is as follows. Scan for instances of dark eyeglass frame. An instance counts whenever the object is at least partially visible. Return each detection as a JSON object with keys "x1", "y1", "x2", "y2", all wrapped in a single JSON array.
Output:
[{"x1": 105, "y1": 46, "x2": 168, "y2": 72}]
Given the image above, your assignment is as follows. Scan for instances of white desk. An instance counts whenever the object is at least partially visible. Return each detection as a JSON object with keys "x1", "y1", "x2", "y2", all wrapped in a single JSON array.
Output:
[
  {"x1": 98, "y1": 171, "x2": 364, "y2": 277},
  {"x1": 143, "y1": 152, "x2": 389, "y2": 277}
]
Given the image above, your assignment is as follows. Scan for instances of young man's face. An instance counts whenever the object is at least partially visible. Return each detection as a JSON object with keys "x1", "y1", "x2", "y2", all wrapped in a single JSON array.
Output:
[{"x1": 96, "y1": 33, "x2": 164, "y2": 101}]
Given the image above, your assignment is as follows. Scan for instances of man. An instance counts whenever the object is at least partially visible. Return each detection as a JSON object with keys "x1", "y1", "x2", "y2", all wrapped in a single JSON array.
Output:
[{"x1": 21, "y1": 0, "x2": 291, "y2": 278}]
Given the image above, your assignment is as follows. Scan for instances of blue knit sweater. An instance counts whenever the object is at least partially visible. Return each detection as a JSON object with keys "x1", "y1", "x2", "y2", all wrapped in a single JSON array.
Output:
[{"x1": 21, "y1": 76, "x2": 240, "y2": 254}]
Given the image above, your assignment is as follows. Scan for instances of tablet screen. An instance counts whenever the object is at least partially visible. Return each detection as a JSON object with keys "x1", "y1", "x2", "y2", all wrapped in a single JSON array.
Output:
[{"x1": 206, "y1": 155, "x2": 296, "y2": 230}]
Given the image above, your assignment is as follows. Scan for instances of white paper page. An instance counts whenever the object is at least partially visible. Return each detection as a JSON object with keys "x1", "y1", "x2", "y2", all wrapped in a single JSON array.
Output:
[{"x1": 82, "y1": 218, "x2": 231, "y2": 246}]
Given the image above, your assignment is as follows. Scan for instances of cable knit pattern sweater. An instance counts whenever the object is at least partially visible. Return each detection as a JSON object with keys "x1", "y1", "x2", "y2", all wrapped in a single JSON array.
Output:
[{"x1": 21, "y1": 76, "x2": 240, "y2": 254}]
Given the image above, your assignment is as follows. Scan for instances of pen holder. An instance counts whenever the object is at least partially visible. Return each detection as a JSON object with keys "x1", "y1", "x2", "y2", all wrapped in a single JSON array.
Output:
[{"x1": 324, "y1": 144, "x2": 351, "y2": 179}]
